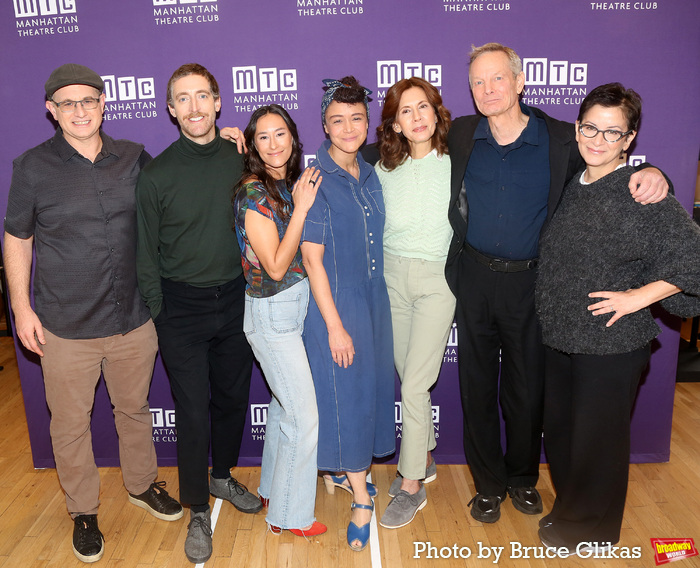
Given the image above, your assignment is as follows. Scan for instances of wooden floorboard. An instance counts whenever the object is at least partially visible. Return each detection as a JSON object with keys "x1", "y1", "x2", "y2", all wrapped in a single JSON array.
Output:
[{"x1": 0, "y1": 335, "x2": 698, "y2": 567}]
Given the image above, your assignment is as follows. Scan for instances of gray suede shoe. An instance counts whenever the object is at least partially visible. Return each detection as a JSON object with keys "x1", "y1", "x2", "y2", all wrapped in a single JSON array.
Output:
[
  {"x1": 388, "y1": 458, "x2": 437, "y2": 497},
  {"x1": 185, "y1": 509, "x2": 212, "y2": 564},
  {"x1": 209, "y1": 476, "x2": 263, "y2": 514},
  {"x1": 379, "y1": 483, "x2": 427, "y2": 529}
]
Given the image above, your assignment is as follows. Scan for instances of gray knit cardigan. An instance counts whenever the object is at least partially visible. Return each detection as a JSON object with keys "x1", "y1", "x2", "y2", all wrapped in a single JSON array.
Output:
[{"x1": 536, "y1": 166, "x2": 700, "y2": 355}]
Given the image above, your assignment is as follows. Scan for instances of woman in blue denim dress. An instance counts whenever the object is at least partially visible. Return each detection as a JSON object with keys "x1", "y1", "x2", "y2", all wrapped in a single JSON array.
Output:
[
  {"x1": 233, "y1": 104, "x2": 326, "y2": 537},
  {"x1": 301, "y1": 77, "x2": 395, "y2": 551}
]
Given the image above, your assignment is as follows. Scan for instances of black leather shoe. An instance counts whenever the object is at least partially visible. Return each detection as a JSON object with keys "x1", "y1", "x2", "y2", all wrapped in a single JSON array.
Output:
[
  {"x1": 129, "y1": 481, "x2": 184, "y2": 521},
  {"x1": 468, "y1": 493, "x2": 505, "y2": 523},
  {"x1": 507, "y1": 486, "x2": 543, "y2": 514},
  {"x1": 73, "y1": 514, "x2": 104, "y2": 563}
]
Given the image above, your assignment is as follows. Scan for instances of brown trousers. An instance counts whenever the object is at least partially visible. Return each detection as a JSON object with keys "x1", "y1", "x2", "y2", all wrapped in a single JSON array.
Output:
[{"x1": 41, "y1": 320, "x2": 159, "y2": 517}]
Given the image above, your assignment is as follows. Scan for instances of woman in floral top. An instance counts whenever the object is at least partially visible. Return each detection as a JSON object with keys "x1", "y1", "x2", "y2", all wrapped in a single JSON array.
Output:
[{"x1": 233, "y1": 104, "x2": 326, "y2": 537}]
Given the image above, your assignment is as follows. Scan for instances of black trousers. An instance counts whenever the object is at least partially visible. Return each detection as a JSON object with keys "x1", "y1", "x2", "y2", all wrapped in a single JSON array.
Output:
[
  {"x1": 455, "y1": 252, "x2": 544, "y2": 496},
  {"x1": 155, "y1": 275, "x2": 254, "y2": 505},
  {"x1": 542, "y1": 344, "x2": 650, "y2": 545}
]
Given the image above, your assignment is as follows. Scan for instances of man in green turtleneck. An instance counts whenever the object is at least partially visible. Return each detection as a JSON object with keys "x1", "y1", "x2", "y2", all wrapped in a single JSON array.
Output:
[{"x1": 135, "y1": 63, "x2": 260, "y2": 565}]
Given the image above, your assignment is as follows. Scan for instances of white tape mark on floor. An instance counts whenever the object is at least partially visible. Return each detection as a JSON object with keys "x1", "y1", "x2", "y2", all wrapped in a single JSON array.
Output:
[
  {"x1": 367, "y1": 472, "x2": 382, "y2": 568},
  {"x1": 197, "y1": 479, "x2": 383, "y2": 568},
  {"x1": 195, "y1": 498, "x2": 223, "y2": 568}
]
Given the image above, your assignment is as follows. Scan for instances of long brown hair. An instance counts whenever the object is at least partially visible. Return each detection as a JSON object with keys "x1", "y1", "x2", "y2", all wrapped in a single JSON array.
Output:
[
  {"x1": 376, "y1": 77, "x2": 451, "y2": 171},
  {"x1": 234, "y1": 105, "x2": 303, "y2": 221}
]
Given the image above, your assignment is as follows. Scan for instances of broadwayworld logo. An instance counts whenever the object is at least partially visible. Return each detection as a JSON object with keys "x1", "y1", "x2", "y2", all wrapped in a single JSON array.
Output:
[{"x1": 650, "y1": 538, "x2": 698, "y2": 565}]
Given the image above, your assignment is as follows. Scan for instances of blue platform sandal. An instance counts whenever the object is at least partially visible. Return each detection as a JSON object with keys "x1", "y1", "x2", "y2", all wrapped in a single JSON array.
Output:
[
  {"x1": 347, "y1": 500, "x2": 374, "y2": 551},
  {"x1": 323, "y1": 474, "x2": 377, "y2": 497}
]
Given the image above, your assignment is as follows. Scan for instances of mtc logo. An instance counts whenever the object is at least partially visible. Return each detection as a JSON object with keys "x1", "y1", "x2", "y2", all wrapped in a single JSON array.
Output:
[
  {"x1": 150, "y1": 408, "x2": 176, "y2": 428},
  {"x1": 628, "y1": 155, "x2": 646, "y2": 167},
  {"x1": 523, "y1": 58, "x2": 587, "y2": 86},
  {"x1": 251, "y1": 404, "x2": 269, "y2": 426},
  {"x1": 395, "y1": 402, "x2": 440, "y2": 424},
  {"x1": 102, "y1": 76, "x2": 156, "y2": 102},
  {"x1": 232, "y1": 66, "x2": 297, "y2": 94},
  {"x1": 13, "y1": 0, "x2": 75, "y2": 17},
  {"x1": 153, "y1": 0, "x2": 216, "y2": 5},
  {"x1": 377, "y1": 61, "x2": 442, "y2": 89},
  {"x1": 446, "y1": 322, "x2": 458, "y2": 347}
]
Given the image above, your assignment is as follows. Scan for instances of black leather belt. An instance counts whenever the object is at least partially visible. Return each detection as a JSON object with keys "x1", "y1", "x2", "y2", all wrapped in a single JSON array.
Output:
[{"x1": 463, "y1": 243, "x2": 538, "y2": 273}]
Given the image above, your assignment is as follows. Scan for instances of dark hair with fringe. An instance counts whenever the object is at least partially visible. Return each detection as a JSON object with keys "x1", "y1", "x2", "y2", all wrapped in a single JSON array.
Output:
[
  {"x1": 376, "y1": 77, "x2": 451, "y2": 171},
  {"x1": 577, "y1": 82, "x2": 642, "y2": 133},
  {"x1": 234, "y1": 105, "x2": 303, "y2": 222}
]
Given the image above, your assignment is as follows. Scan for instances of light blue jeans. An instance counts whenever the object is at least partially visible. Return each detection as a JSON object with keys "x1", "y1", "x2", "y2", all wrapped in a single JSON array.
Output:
[{"x1": 244, "y1": 278, "x2": 319, "y2": 529}]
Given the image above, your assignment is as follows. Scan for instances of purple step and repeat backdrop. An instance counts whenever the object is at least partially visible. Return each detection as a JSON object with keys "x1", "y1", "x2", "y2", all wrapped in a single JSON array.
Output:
[{"x1": 1, "y1": 0, "x2": 698, "y2": 469}]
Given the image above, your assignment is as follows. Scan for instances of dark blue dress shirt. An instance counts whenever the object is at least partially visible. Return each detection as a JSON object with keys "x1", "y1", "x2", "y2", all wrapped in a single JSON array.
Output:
[{"x1": 464, "y1": 103, "x2": 550, "y2": 260}]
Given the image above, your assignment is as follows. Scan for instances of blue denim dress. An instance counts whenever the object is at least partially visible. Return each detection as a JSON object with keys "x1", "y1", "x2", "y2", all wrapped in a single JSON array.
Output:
[{"x1": 302, "y1": 140, "x2": 395, "y2": 472}]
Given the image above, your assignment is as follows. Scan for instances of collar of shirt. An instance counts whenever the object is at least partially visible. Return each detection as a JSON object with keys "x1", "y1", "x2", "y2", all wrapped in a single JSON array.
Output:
[
  {"x1": 406, "y1": 147, "x2": 444, "y2": 163},
  {"x1": 53, "y1": 128, "x2": 116, "y2": 163},
  {"x1": 473, "y1": 102, "x2": 541, "y2": 154},
  {"x1": 316, "y1": 139, "x2": 374, "y2": 185},
  {"x1": 176, "y1": 126, "x2": 223, "y2": 160},
  {"x1": 579, "y1": 163, "x2": 628, "y2": 185}
]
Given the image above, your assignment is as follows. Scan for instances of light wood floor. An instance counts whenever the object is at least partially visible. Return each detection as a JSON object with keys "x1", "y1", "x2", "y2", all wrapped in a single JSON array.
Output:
[{"x1": 0, "y1": 335, "x2": 698, "y2": 568}]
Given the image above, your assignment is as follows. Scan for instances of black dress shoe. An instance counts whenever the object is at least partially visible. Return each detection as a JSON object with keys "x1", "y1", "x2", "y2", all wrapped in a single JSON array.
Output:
[
  {"x1": 468, "y1": 493, "x2": 505, "y2": 523},
  {"x1": 507, "y1": 486, "x2": 543, "y2": 514}
]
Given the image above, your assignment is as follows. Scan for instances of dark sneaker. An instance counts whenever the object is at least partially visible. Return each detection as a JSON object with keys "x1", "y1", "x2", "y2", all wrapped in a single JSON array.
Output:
[
  {"x1": 209, "y1": 476, "x2": 263, "y2": 514},
  {"x1": 185, "y1": 509, "x2": 213, "y2": 564},
  {"x1": 507, "y1": 486, "x2": 543, "y2": 515},
  {"x1": 388, "y1": 458, "x2": 437, "y2": 497},
  {"x1": 72, "y1": 514, "x2": 104, "y2": 563},
  {"x1": 380, "y1": 483, "x2": 427, "y2": 529},
  {"x1": 129, "y1": 481, "x2": 184, "y2": 521},
  {"x1": 468, "y1": 493, "x2": 505, "y2": 523}
]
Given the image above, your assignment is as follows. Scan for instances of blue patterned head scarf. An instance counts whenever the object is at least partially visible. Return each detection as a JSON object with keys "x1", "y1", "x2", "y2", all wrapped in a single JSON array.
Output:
[{"x1": 321, "y1": 78, "x2": 372, "y2": 124}]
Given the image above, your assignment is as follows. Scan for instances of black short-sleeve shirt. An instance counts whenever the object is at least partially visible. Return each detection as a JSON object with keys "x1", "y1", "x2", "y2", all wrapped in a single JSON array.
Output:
[{"x1": 4, "y1": 129, "x2": 151, "y2": 339}]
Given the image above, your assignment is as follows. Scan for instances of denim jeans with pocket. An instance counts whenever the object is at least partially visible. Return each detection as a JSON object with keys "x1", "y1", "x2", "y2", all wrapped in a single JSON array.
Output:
[{"x1": 244, "y1": 278, "x2": 319, "y2": 528}]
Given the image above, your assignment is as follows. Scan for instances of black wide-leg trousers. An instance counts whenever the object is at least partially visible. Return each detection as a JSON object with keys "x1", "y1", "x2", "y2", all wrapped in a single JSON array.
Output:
[{"x1": 542, "y1": 344, "x2": 650, "y2": 545}]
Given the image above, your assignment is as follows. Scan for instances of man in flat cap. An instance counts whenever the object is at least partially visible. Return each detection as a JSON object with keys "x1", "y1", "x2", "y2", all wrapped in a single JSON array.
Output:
[{"x1": 3, "y1": 63, "x2": 183, "y2": 564}]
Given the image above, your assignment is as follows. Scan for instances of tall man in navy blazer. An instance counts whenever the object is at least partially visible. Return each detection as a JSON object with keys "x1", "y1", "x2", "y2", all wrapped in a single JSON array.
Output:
[{"x1": 444, "y1": 43, "x2": 668, "y2": 523}]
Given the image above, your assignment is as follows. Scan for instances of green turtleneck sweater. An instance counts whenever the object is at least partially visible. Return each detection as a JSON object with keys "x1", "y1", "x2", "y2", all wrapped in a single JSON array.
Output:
[{"x1": 136, "y1": 129, "x2": 244, "y2": 319}]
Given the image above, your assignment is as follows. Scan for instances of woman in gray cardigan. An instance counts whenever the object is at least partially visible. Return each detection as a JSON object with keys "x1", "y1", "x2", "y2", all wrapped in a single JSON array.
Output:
[{"x1": 536, "y1": 83, "x2": 700, "y2": 555}]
